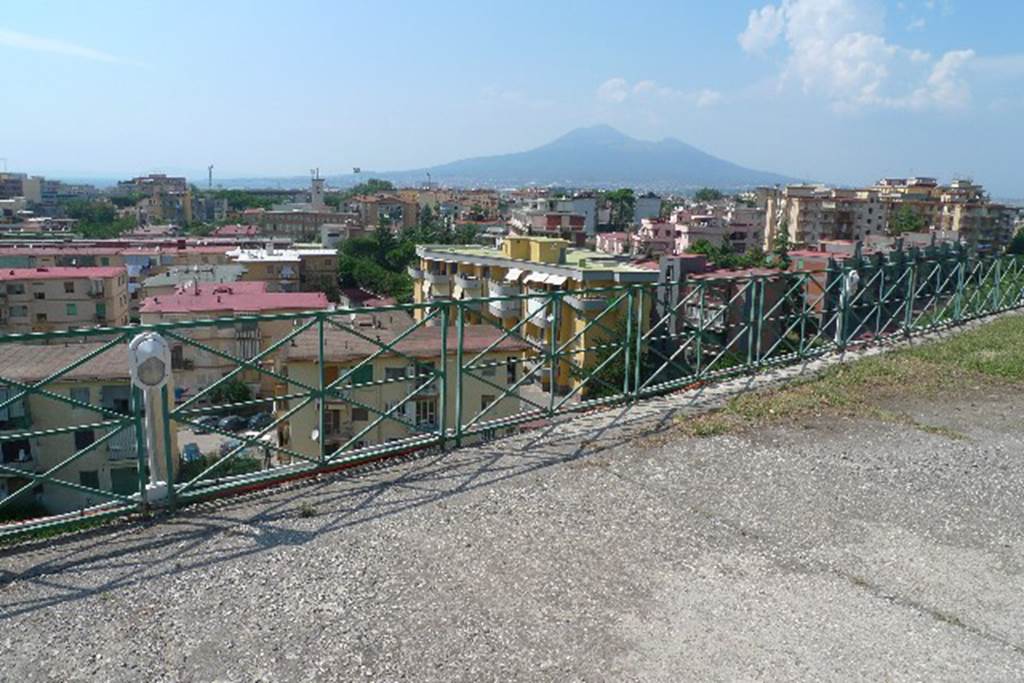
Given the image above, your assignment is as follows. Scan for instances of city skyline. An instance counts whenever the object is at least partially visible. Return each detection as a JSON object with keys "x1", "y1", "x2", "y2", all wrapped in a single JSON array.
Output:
[{"x1": 1, "y1": 1, "x2": 1023, "y2": 196}]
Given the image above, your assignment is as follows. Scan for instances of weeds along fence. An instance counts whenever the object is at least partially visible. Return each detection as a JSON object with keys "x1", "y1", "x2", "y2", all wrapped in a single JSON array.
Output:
[{"x1": 1, "y1": 248, "x2": 1022, "y2": 539}]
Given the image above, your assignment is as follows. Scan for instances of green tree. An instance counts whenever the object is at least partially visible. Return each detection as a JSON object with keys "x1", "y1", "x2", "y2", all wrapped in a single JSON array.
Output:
[
  {"x1": 209, "y1": 379, "x2": 252, "y2": 405},
  {"x1": 1007, "y1": 228, "x2": 1024, "y2": 255},
  {"x1": 772, "y1": 220, "x2": 791, "y2": 270},
  {"x1": 889, "y1": 205, "x2": 926, "y2": 235},
  {"x1": 694, "y1": 187, "x2": 723, "y2": 202},
  {"x1": 605, "y1": 188, "x2": 636, "y2": 229}
]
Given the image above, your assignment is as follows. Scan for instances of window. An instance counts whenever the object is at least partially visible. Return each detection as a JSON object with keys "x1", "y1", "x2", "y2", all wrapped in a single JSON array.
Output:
[
  {"x1": 324, "y1": 365, "x2": 339, "y2": 385},
  {"x1": 74, "y1": 428, "x2": 96, "y2": 450},
  {"x1": 385, "y1": 367, "x2": 407, "y2": 382},
  {"x1": 506, "y1": 357, "x2": 517, "y2": 385},
  {"x1": 415, "y1": 399, "x2": 437, "y2": 427},
  {"x1": 6, "y1": 283, "x2": 24, "y2": 295},
  {"x1": 324, "y1": 409, "x2": 341, "y2": 435},
  {"x1": 1, "y1": 439, "x2": 31, "y2": 463},
  {"x1": 480, "y1": 395, "x2": 496, "y2": 413},
  {"x1": 110, "y1": 466, "x2": 138, "y2": 495},
  {"x1": 171, "y1": 345, "x2": 184, "y2": 370},
  {"x1": 79, "y1": 470, "x2": 100, "y2": 490},
  {"x1": 9, "y1": 305, "x2": 27, "y2": 317},
  {"x1": 35, "y1": 313, "x2": 47, "y2": 323},
  {"x1": 100, "y1": 257, "x2": 110, "y2": 266},
  {"x1": 64, "y1": 281, "x2": 75, "y2": 294},
  {"x1": 95, "y1": 303, "x2": 106, "y2": 319},
  {"x1": 33, "y1": 291, "x2": 45, "y2": 300},
  {"x1": 66, "y1": 303, "x2": 77, "y2": 316},
  {"x1": 350, "y1": 364, "x2": 373, "y2": 385},
  {"x1": 482, "y1": 364, "x2": 496, "y2": 378},
  {"x1": 70, "y1": 387, "x2": 90, "y2": 405},
  {"x1": 351, "y1": 407, "x2": 369, "y2": 422}
]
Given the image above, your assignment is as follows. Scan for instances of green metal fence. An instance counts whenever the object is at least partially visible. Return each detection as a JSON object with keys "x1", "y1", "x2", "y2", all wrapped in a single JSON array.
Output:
[{"x1": 2, "y1": 248, "x2": 1022, "y2": 539}]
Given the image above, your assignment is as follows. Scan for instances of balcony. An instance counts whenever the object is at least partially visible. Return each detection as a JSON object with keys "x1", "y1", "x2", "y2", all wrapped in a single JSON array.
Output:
[
  {"x1": 107, "y1": 427, "x2": 138, "y2": 460},
  {"x1": 453, "y1": 273, "x2": 482, "y2": 293},
  {"x1": 423, "y1": 271, "x2": 449, "y2": 284},
  {"x1": 565, "y1": 294, "x2": 610, "y2": 313},
  {"x1": 488, "y1": 280, "x2": 520, "y2": 298},
  {"x1": 489, "y1": 298, "x2": 521, "y2": 319},
  {"x1": 407, "y1": 265, "x2": 423, "y2": 279}
]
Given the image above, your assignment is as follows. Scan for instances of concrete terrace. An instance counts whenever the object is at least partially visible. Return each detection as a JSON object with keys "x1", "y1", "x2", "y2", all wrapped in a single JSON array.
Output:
[{"x1": 3, "y1": 317, "x2": 1024, "y2": 681}]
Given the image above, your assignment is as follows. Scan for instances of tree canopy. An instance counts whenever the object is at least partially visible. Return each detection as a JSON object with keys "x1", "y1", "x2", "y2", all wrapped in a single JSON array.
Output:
[
  {"x1": 694, "y1": 187, "x2": 724, "y2": 202},
  {"x1": 62, "y1": 199, "x2": 136, "y2": 238},
  {"x1": 605, "y1": 188, "x2": 635, "y2": 229},
  {"x1": 888, "y1": 205, "x2": 926, "y2": 235}
]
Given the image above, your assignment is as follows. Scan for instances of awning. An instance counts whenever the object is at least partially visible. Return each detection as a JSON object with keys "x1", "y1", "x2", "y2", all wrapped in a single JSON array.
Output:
[
  {"x1": 504, "y1": 268, "x2": 523, "y2": 282},
  {"x1": 523, "y1": 272, "x2": 547, "y2": 284},
  {"x1": 544, "y1": 274, "x2": 568, "y2": 286}
]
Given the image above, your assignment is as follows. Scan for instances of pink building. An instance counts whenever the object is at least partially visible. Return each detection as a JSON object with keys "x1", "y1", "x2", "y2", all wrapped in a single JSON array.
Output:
[{"x1": 595, "y1": 232, "x2": 630, "y2": 256}]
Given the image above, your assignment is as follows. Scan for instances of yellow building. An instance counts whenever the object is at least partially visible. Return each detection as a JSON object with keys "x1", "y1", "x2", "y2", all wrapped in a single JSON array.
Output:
[
  {"x1": 410, "y1": 235, "x2": 658, "y2": 394},
  {"x1": 0, "y1": 266, "x2": 130, "y2": 333},
  {"x1": 0, "y1": 343, "x2": 176, "y2": 516},
  {"x1": 140, "y1": 281, "x2": 329, "y2": 399},
  {"x1": 277, "y1": 310, "x2": 528, "y2": 458}
]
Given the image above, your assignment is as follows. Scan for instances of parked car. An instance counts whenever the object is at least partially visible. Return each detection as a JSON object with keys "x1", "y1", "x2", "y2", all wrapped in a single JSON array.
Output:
[
  {"x1": 217, "y1": 415, "x2": 247, "y2": 432},
  {"x1": 193, "y1": 416, "x2": 219, "y2": 434},
  {"x1": 247, "y1": 412, "x2": 273, "y2": 431},
  {"x1": 181, "y1": 442, "x2": 202, "y2": 463},
  {"x1": 219, "y1": 438, "x2": 244, "y2": 458}
]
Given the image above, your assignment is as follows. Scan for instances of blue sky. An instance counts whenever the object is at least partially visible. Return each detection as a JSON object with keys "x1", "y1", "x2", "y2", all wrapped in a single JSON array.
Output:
[{"x1": 1, "y1": 0, "x2": 1022, "y2": 196}]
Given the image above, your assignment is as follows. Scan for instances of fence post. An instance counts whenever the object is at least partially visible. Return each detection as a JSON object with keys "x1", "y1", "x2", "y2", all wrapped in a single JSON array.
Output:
[
  {"x1": 745, "y1": 279, "x2": 758, "y2": 368},
  {"x1": 623, "y1": 285, "x2": 635, "y2": 401},
  {"x1": 132, "y1": 385, "x2": 149, "y2": 513},
  {"x1": 454, "y1": 301, "x2": 464, "y2": 448},
  {"x1": 903, "y1": 260, "x2": 916, "y2": 336},
  {"x1": 438, "y1": 301, "x2": 449, "y2": 450},
  {"x1": 695, "y1": 281, "x2": 705, "y2": 377},
  {"x1": 954, "y1": 259, "x2": 964, "y2": 323},
  {"x1": 874, "y1": 267, "x2": 885, "y2": 337},
  {"x1": 993, "y1": 258, "x2": 1002, "y2": 311},
  {"x1": 317, "y1": 313, "x2": 325, "y2": 465},
  {"x1": 798, "y1": 274, "x2": 808, "y2": 358},
  {"x1": 160, "y1": 384, "x2": 176, "y2": 510},
  {"x1": 633, "y1": 285, "x2": 645, "y2": 399},
  {"x1": 547, "y1": 290, "x2": 561, "y2": 416}
]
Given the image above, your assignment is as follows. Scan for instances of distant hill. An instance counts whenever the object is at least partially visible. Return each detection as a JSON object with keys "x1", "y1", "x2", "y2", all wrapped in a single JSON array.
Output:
[{"x1": 217, "y1": 125, "x2": 800, "y2": 191}]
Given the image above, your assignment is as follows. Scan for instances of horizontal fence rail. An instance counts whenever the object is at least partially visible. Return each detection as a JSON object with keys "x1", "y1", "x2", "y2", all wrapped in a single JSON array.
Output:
[{"x1": 2, "y1": 249, "x2": 1023, "y2": 539}]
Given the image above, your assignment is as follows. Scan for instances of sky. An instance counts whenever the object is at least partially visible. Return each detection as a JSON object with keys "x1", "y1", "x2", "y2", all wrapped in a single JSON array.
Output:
[{"x1": 1, "y1": 0, "x2": 1022, "y2": 196}]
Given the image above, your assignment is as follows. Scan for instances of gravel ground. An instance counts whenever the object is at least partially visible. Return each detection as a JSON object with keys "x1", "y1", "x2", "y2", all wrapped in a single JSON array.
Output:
[{"x1": 3, "y1": 326, "x2": 1024, "y2": 681}]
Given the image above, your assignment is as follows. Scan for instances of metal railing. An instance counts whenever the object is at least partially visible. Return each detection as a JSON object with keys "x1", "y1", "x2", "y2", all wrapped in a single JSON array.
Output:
[{"x1": 1, "y1": 248, "x2": 1022, "y2": 539}]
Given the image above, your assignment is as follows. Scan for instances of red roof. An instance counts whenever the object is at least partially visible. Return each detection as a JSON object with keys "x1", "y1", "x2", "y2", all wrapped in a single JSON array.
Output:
[
  {"x1": 0, "y1": 266, "x2": 125, "y2": 281},
  {"x1": 141, "y1": 281, "x2": 328, "y2": 315},
  {"x1": 212, "y1": 224, "x2": 260, "y2": 237}
]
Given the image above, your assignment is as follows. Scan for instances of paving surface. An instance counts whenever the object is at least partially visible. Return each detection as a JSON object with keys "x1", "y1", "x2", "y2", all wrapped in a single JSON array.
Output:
[{"x1": 3, "y1": 338, "x2": 1024, "y2": 681}]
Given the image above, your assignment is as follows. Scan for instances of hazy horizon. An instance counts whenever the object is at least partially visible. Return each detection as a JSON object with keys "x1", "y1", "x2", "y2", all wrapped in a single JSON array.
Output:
[{"x1": 2, "y1": 1, "x2": 1023, "y2": 196}]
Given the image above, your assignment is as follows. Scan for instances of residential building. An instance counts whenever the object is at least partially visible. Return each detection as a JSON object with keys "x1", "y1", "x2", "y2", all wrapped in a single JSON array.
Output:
[
  {"x1": 276, "y1": 310, "x2": 528, "y2": 457},
  {"x1": 141, "y1": 264, "x2": 248, "y2": 299},
  {"x1": 0, "y1": 343, "x2": 176, "y2": 515},
  {"x1": 763, "y1": 177, "x2": 1015, "y2": 251},
  {"x1": 0, "y1": 267, "x2": 130, "y2": 332},
  {"x1": 352, "y1": 193, "x2": 418, "y2": 231},
  {"x1": 410, "y1": 235, "x2": 658, "y2": 394},
  {"x1": 634, "y1": 193, "x2": 663, "y2": 223},
  {"x1": 595, "y1": 232, "x2": 630, "y2": 256},
  {"x1": 633, "y1": 219, "x2": 676, "y2": 257},
  {"x1": 226, "y1": 246, "x2": 337, "y2": 292},
  {"x1": 140, "y1": 281, "x2": 329, "y2": 398},
  {"x1": 675, "y1": 214, "x2": 726, "y2": 253},
  {"x1": 724, "y1": 206, "x2": 765, "y2": 254},
  {"x1": 509, "y1": 198, "x2": 588, "y2": 245}
]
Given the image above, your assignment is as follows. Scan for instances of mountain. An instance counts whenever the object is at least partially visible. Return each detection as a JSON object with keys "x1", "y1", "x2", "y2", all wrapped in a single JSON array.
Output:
[{"x1": 215, "y1": 125, "x2": 800, "y2": 190}]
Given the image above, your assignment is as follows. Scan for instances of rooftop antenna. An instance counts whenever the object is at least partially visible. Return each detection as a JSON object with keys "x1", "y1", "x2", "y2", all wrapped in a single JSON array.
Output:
[
  {"x1": 207, "y1": 164, "x2": 214, "y2": 190},
  {"x1": 426, "y1": 171, "x2": 432, "y2": 189}
]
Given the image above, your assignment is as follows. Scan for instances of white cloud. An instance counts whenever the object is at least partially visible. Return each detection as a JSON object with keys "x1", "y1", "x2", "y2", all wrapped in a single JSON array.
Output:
[
  {"x1": 907, "y1": 17, "x2": 926, "y2": 30},
  {"x1": 0, "y1": 27, "x2": 134, "y2": 64},
  {"x1": 632, "y1": 80, "x2": 657, "y2": 94},
  {"x1": 695, "y1": 89, "x2": 723, "y2": 107},
  {"x1": 596, "y1": 78, "x2": 723, "y2": 108},
  {"x1": 738, "y1": 5, "x2": 785, "y2": 53},
  {"x1": 596, "y1": 77, "x2": 630, "y2": 103},
  {"x1": 737, "y1": 0, "x2": 977, "y2": 110}
]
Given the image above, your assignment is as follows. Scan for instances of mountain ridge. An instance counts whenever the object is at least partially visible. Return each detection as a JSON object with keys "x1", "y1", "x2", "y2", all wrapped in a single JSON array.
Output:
[{"x1": 218, "y1": 125, "x2": 801, "y2": 190}]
